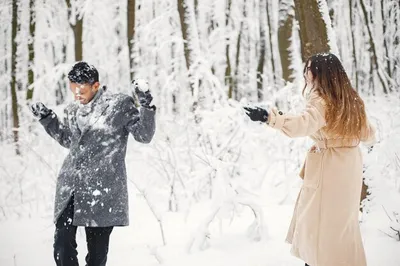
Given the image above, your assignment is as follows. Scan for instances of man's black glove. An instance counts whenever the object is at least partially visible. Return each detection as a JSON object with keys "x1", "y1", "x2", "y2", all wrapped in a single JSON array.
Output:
[
  {"x1": 30, "y1": 102, "x2": 52, "y2": 120},
  {"x1": 132, "y1": 79, "x2": 155, "y2": 110},
  {"x1": 244, "y1": 107, "x2": 269, "y2": 123},
  {"x1": 136, "y1": 89, "x2": 153, "y2": 108}
]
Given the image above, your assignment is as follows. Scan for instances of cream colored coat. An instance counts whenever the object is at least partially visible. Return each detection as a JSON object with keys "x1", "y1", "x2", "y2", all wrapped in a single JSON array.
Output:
[{"x1": 267, "y1": 90, "x2": 376, "y2": 266}]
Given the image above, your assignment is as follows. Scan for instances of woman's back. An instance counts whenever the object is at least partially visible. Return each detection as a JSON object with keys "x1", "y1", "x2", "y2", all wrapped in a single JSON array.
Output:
[{"x1": 303, "y1": 89, "x2": 376, "y2": 149}]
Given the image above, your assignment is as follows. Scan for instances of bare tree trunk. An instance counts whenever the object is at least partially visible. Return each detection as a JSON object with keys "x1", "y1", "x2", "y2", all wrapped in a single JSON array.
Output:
[
  {"x1": 1, "y1": 29, "x2": 8, "y2": 141},
  {"x1": 328, "y1": 1, "x2": 335, "y2": 28},
  {"x1": 349, "y1": 0, "x2": 359, "y2": 90},
  {"x1": 369, "y1": 49, "x2": 374, "y2": 95},
  {"x1": 115, "y1": 5, "x2": 122, "y2": 56},
  {"x1": 177, "y1": 0, "x2": 199, "y2": 103},
  {"x1": 11, "y1": 0, "x2": 20, "y2": 155},
  {"x1": 294, "y1": 0, "x2": 330, "y2": 61},
  {"x1": 278, "y1": 0, "x2": 294, "y2": 82},
  {"x1": 396, "y1": 1, "x2": 400, "y2": 86},
  {"x1": 207, "y1": 2, "x2": 216, "y2": 40},
  {"x1": 73, "y1": 21, "x2": 83, "y2": 62},
  {"x1": 265, "y1": 0, "x2": 276, "y2": 87},
  {"x1": 66, "y1": 0, "x2": 83, "y2": 62},
  {"x1": 26, "y1": 0, "x2": 35, "y2": 101},
  {"x1": 257, "y1": 0, "x2": 266, "y2": 101},
  {"x1": 380, "y1": 0, "x2": 391, "y2": 79},
  {"x1": 127, "y1": 0, "x2": 136, "y2": 81},
  {"x1": 225, "y1": 0, "x2": 233, "y2": 98},
  {"x1": 233, "y1": 0, "x2": 246, "y2": 100},
  {"x1": 359, "y1": 0, "x2": 390, "y2": 94},
  {"x1": 170, "y1": 18, "x2": 178, "y2": 114},
  {"x1": 194, "y1": 0, "x2": 198, "y2": 17},
  {"x1": 177, "y1": 0, "x2": 192, "y2": 74},
  {"x1": 55, "y1": 43, "x2": 67, "y2": 104}
]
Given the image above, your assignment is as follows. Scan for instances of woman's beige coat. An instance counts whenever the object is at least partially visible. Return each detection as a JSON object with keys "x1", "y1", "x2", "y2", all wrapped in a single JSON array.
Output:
[{"x1": 267, "y1": 89, "x2": 376, "y2": 266}]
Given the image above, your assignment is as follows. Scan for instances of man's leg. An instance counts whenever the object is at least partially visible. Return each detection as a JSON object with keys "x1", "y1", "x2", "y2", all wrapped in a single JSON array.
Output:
[
  {"x1": 85, "y1": 226, "x2": 113, "y2": 266},
  {"x1": 53, "y1": 197, "x2": 79, "y2": 266}
]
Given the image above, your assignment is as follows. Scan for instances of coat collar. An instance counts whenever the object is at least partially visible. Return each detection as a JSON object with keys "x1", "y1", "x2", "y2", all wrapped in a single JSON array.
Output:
[
  {"x1": 68, "y1": 86, "x2": 111, "y2": 140},
  {"x1": 79, "y1": 90, "x2": 110, "y2": 137}
]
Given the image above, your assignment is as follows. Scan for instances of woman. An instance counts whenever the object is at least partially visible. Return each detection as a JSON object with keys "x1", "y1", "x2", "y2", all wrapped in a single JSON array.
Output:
[{"x1": 245, "y1": 53, "x2": 376, "y2": 266}]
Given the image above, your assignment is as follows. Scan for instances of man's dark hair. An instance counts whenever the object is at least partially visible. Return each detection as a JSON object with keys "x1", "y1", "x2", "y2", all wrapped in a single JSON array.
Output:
[{"x1": 68, "y1": 62, "x2": 99, "y2": 85}]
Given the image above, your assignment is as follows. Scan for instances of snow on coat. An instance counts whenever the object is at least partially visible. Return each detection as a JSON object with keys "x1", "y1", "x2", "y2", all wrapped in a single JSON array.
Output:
[{"x1": 40, "y1": 90, "x2": 156, "y2": 227}]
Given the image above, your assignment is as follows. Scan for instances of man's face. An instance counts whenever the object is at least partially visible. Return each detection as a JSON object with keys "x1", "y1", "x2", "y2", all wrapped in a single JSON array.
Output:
[{"x1": 69, "y1": 82, "x2": 100, "y2": 104}]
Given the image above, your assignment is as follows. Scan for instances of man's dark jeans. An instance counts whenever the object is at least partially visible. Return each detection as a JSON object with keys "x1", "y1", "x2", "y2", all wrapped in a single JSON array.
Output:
[{"x1": 53, "y1": 197, "x2": 113, "y2": 266}]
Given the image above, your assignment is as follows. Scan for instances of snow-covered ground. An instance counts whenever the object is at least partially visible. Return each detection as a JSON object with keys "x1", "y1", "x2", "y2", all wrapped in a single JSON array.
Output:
[{"x1": 1, "y1": 191, "x2": 399, "y2": 266}]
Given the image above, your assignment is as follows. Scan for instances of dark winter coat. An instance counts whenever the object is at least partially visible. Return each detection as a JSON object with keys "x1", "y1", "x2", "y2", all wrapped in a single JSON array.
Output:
[{"x1": 39, "y1": 89, "x2": 156, "y2": 227}]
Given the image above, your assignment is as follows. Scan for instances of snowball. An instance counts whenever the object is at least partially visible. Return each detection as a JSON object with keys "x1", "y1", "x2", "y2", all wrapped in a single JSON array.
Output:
[{"x1": 93, "y1": 189, "x2": 101, "y2": 196}]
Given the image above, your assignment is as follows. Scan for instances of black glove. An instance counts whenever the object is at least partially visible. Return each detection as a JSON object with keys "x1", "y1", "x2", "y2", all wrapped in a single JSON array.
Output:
[
  {"x1": 132, "y1": 79, "x2": 155, "y2": 110},
  {"x1": 136, "y1": 89, "x2": 153, "y2": 108},
  {"x1": 244, "y1": 107, "x2": 269, "y2": 122},
  {"x1": 30, "y1": 102, "x2": 51, "y2": 119}
]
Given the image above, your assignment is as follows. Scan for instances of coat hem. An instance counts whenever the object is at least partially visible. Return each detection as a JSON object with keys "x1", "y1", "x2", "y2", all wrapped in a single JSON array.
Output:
[{"x1": 71, "y1": 222, "x2": 129, "y2": 227}]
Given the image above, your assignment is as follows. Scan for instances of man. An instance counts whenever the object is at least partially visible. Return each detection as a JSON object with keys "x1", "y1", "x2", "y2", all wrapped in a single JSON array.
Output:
[{"x1": 31, "y1": 62, "x2": 156, "y2": 266}]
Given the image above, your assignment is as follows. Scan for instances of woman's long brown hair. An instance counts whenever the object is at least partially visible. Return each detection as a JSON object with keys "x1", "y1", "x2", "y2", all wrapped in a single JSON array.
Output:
[{"x1": 302, "y1": 53, "x2": 367, "y2": 138}]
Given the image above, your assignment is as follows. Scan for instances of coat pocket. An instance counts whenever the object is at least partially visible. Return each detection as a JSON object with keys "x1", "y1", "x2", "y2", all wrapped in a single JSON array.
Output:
[{"x1": 303, "y1": 151, "x2": 324, "y2": 189}]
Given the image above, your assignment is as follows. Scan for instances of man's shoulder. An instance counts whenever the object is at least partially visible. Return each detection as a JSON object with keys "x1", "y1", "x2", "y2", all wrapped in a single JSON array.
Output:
[
  {"x1": 102, "y1": 90, "x2": 131, "y2": 99},
  {"x1": 102, "y1": 93, "x2": 138, "y2": 115},
  {"x1": 104, "y1": 92, "x2": 135, "y2": 105}
]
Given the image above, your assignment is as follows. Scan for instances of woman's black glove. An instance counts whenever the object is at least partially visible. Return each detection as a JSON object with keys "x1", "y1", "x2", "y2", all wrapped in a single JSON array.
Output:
[
  {"x1": 244, "y1": 107, "x2": 268, "y2": 122},
  {"x1": 30, "y1": 102, "x2": 52, "y2": 120}
]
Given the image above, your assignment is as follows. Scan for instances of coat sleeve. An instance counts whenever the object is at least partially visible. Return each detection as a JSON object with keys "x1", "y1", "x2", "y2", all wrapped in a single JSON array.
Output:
[
  {"x1": 39, "y1": 107, "x2": 72, "y2": 149},
  {"x1": 267, "y1": 93, "x2": 326, "y2": 138},
  {"x1": 120, "y1": 96, "x2": 156, "y2": 143}
]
